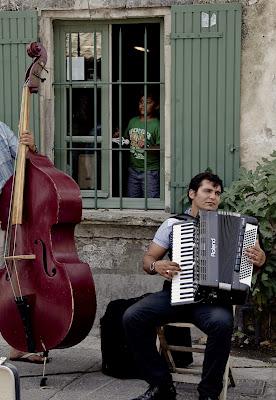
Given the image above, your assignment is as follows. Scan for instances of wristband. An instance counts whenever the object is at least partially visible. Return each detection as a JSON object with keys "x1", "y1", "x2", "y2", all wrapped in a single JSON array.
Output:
[{"x1": 149, "y1": 261, "x2": 157, "y2": 275}]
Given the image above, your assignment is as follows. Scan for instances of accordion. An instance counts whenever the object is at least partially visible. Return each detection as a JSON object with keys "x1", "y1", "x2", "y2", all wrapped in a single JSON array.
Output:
[{"x1": 171, "y1": 210, "x2": 258, "y2": 305}]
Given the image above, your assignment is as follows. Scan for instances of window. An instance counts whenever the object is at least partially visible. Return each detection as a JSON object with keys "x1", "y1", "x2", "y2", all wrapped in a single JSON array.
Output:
[{"x1": 54, "y1": 20, "x2": 164, "y2": 210}]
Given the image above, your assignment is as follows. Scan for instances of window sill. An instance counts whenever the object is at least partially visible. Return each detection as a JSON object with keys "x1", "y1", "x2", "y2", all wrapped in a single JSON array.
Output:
[{"x1": 81, "y1": 209, "x2": 171, "y2": 227}]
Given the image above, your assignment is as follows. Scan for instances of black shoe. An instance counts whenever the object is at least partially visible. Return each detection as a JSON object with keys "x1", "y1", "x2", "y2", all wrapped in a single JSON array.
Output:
[
  {"x1": 131, "y1": 382, "x2": 176, "y2": 400},
  {"x1": 199, "y1": 396, "x2": 218, "y2": 400}
]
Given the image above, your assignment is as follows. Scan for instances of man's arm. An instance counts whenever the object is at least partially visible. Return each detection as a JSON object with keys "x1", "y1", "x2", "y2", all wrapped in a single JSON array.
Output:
[
  {"x1": 1, "y1": 122, "x2": 18, "y2": 158},
  {"x1": 143, "y1": 242, "x2": 180, "y2": 279},
  {"x1": 5, "y1": 124, "x2": 36, "y2": 155}
]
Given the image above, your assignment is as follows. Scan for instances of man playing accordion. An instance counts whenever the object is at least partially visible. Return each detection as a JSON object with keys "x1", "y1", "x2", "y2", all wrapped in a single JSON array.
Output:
[{"x1": 123, "y1": 171, "x2": 266, "y2": 400}]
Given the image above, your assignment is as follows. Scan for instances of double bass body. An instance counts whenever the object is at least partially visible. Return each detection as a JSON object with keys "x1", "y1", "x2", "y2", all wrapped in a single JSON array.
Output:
[{"x1": 0, "y1": 43, "x2": 96, "y2": 353}]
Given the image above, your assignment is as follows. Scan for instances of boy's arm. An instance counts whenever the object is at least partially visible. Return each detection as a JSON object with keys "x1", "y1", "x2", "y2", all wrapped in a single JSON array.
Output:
[
  {"x1": 147, "y1": 121, "x2": 160, "y2": 150},
  {"x1": 123, "y1": 119, "x2": 131, "y2": 139}
]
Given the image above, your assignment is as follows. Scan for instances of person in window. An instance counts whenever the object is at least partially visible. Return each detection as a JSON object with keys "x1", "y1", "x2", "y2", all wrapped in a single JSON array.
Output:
[
  {"x1": 123, "y1": 171, "x2": 266, "y2": 400},
  {"x1": 0, "y1": 121, "x2": 48, "y2": 364},
  {"x1": 114, "y1": 92, "x2": 160, "y2": 198}
]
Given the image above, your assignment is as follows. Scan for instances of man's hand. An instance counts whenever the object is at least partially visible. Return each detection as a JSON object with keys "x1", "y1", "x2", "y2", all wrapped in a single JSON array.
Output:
[
  {"x1": 153, "y1": 260, "x2": 181, "y2": 279},
  {"x1": 245, "y1": 240, "x2": 266, "y2": 269},
  {"x1": 144, "y1": 242, "x2": 180, "y2": 279},
  {"x1": 19, "y1": 130, "x2": 36, "y2": 152}
]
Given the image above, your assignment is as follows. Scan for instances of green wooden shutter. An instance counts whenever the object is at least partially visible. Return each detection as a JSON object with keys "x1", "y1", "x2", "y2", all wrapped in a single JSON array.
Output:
[
  {"x1": 171, "y1": 4, "x2": 241, "y2": 213},
  {"x1": 0, "y1": 11, "x2": 39, "y2": 145}
]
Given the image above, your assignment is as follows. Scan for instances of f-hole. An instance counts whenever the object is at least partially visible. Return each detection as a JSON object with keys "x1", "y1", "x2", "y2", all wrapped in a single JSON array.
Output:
[{"x1": 34, "y1": 239, "x2": 56, "y2": 277}]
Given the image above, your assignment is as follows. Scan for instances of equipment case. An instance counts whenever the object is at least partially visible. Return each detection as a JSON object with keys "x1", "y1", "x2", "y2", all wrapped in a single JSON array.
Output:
[{"x1": 0, "y1": 357, "x2": 20, "y2": 400}]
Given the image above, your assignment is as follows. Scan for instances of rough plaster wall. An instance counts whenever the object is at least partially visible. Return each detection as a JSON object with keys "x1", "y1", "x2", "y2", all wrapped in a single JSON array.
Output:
[
  {"x1": 0, "y1": 0, "x2": 75, "y2": 9},
  {"x1": 240, "y1": 0, "x2": 276, "y2": 169},
  {"x1": 0, "y1": 0, "x2": 247, "y2": 10}
]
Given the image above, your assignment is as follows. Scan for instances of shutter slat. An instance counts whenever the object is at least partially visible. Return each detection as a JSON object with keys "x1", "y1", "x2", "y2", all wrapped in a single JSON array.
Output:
[{"x1": 0, "y1": 11, "x2": 39, "y2": 147}]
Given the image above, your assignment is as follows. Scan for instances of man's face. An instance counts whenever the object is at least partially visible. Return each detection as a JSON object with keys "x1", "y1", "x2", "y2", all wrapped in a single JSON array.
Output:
[{"x1": 189, "y1": 179, "x2": 221, "y2": 214}]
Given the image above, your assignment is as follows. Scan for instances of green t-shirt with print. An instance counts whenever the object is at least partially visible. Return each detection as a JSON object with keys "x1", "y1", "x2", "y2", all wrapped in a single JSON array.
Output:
[{"x1": 124, "y1": 116, "x2": 160, "y2": 171}]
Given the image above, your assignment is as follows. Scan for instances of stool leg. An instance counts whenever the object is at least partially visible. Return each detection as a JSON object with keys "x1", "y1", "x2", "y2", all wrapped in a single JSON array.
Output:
[
  {"x1": 219, "y1": 358, "x2": 230, "y2": 400},
  {"x1": 157, "y1": 327, "x2": 176, "y2": 372},
  {"x1": 228, "y1": 367, "x2": 235, "y2": 388}
]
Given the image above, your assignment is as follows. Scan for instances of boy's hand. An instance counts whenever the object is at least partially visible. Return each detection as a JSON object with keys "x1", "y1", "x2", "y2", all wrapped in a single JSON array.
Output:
[
  {"x1": 137, "y1": 139, "x2": 145, "y2": 148},
  {"x1": 113, "y1": 128, "x2": 120, "y2": 138}
]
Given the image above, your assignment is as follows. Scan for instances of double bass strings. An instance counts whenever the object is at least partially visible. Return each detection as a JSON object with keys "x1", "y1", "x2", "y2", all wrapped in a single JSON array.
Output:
[
  {"x1": 3, "y1": 155, "x2": 21, "y2": 300},
  {"x1": 3, "y1": 85, "x2": 30, "y2": 300}
]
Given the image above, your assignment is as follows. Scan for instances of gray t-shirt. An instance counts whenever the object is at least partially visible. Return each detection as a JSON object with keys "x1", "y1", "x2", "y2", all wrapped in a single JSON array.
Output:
[
  {"x1": 153, "y1": 218, "x2": 181, "y2": 249},
  {"x1": 153, "y1": 209, "x2": 192, "y2": 249}
]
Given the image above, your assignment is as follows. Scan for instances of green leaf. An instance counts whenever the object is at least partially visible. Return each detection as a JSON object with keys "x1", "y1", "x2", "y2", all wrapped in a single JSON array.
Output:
[{"x1": 222, "y1": 152, "x2": 276, "y2": 310}]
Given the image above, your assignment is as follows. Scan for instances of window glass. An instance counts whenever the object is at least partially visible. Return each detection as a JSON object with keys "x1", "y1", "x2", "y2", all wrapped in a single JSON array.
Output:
[
  {"x1": 66, "y1": 32, "x2": 102, "y2": 81},
  {"x1": 66, "y1": 88, "x2": 102, "y2": 190}
]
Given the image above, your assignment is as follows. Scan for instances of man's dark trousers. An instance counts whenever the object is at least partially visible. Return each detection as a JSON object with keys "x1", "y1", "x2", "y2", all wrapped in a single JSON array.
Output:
[{"x1": 123, "y1": 286, "x2": 233, "y2": 399}]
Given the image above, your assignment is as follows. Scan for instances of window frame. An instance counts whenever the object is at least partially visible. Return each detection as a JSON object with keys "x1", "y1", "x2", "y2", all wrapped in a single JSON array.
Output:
[{"x1": 53, "y1": 18, "x2": 165, "y2": 210}]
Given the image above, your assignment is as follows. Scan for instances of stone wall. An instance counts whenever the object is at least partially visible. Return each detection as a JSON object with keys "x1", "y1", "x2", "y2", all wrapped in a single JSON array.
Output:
[{"x1": 75, "y1": 210, "x2": 166, "y2": 331}]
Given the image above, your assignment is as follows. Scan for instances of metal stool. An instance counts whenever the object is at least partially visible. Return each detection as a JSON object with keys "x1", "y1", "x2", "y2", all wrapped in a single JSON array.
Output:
[{"x1": 157, "y1": 322, "x2": 235, "y2": 400}]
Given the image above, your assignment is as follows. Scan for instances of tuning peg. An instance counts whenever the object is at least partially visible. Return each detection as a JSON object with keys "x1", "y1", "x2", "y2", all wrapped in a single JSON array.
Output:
[
  {"x1": 32, "y1": 72, "x2": 46, "y2": 82},
  {"x1": 38, "y1": 62, "x2": 48, "y2": 73}
]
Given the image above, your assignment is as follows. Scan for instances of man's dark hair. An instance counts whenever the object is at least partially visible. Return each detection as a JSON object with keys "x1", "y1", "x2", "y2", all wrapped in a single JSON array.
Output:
[{"x1": 187, "y1": 171, "x2": 223, "y2": 204}]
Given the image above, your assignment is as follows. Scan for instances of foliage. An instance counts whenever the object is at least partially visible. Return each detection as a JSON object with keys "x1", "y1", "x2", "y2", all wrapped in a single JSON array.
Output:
[{"x1": 221, "y1": 151, "x2": 276, "y2": 310}]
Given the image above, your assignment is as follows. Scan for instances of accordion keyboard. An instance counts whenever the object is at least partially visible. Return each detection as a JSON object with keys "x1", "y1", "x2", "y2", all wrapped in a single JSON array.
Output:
[{"x1": 171, "y1": 222, "x2": 196, "y2": 305}]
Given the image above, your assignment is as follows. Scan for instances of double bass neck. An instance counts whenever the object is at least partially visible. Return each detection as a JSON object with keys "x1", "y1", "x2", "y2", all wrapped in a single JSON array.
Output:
[{"x1": 12, "y1": 85, "x2": 31, "y2": 225}]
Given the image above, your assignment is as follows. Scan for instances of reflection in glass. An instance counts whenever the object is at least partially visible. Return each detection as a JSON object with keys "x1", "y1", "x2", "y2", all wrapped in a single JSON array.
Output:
[
  {"x1": 66, "y1": 88, "x2": 102, "y2": 189},
  {"x1": 66, "y1": 32, "x2": 102, "y2": 81},
  {"x1": 112, "y1": 24, "x2": 160, "y2": 83}
]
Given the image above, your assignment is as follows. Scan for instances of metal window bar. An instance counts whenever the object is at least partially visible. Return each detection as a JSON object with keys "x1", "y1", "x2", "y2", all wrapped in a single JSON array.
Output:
[
  {"x1": 68, "y1": 33, "x2": 73, "y2": 176},
  {"x1": 54, "y1": 80, "x2": 161, "y2": 86},
  {"x1": 118, "y1": 26, "x2": 123, "y2": 209},
  {"x1": 143, "y1": 26, "x2": 148, "y2": 210},
  {"x1": 93, "y1": 32, "x2": 98, "y2": 209}
]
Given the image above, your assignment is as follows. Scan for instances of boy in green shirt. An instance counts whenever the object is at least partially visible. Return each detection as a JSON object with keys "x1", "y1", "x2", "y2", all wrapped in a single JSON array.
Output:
[{"x1": 124, "y1": 93, "x2": 160, "y2": 198}]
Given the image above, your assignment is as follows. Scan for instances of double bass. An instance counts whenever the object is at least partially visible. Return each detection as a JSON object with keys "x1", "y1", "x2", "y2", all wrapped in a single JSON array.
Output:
[{"x1": 0, "y1": 42, "x2": 96, "y2": 353}]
